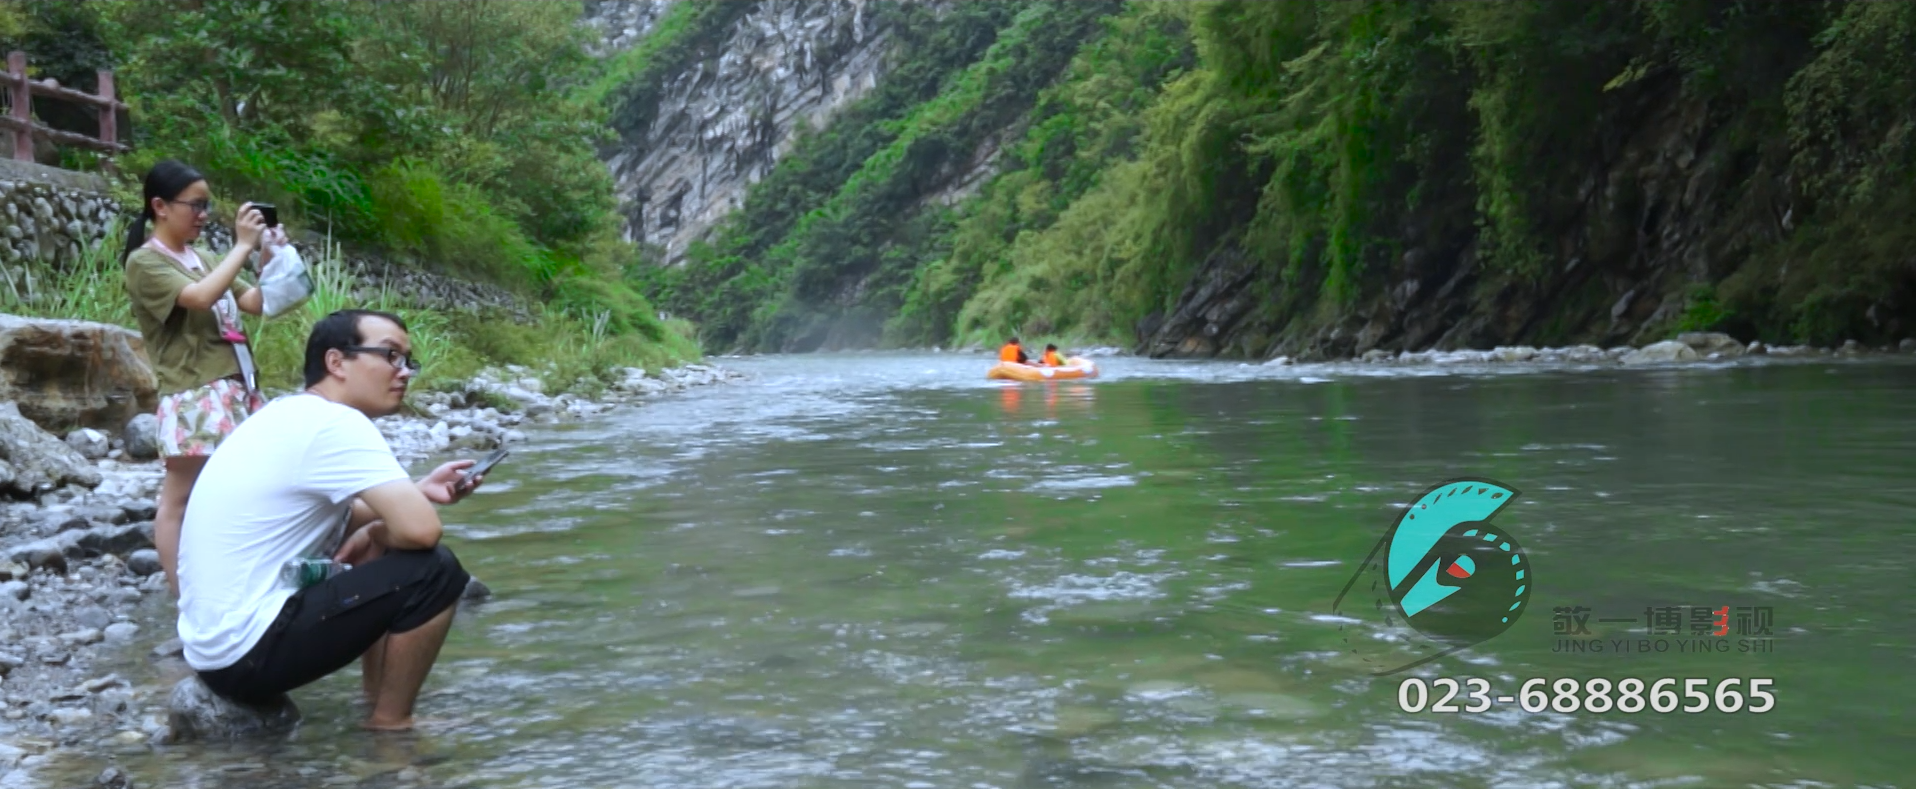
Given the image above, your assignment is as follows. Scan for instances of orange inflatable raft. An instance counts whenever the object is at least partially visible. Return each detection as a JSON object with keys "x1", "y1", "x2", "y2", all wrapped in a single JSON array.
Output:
[{"x1": 987, "y1": 357, "x2": 1099, "y2": 381}]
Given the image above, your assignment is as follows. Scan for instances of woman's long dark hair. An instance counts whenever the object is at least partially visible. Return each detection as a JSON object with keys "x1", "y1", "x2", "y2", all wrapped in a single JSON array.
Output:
[{"x1": 122, "y1": 159, "x2": 205, "y2": 263}]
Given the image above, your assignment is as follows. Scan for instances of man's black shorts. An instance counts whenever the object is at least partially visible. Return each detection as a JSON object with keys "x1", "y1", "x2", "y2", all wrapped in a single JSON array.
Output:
[{"x1": 198, "y1": 545, "x2": 469, "y2": 704}]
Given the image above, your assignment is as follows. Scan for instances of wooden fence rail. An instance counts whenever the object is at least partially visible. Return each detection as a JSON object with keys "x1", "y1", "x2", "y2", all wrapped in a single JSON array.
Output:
[{"x1": 0, "y1": 50, "x2": 129, "y2": 162}]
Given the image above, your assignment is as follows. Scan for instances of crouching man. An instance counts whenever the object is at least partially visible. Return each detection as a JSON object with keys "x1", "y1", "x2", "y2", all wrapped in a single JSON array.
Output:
[{"x1": 176, "y1": 309, "x2": 485, "y2": 731}]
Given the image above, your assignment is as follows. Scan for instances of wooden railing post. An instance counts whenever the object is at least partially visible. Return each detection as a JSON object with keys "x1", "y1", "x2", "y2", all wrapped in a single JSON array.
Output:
[
  {"x1": 8, "y1": 51, "x2": 29, "y2": 162},
  {"x1": 95, "y1": 69, "x2": 115, "y2": 151}
]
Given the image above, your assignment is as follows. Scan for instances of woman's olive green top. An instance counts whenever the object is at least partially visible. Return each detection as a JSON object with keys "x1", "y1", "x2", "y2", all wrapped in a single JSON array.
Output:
[{"x1": 123, "y1": 245, "x2": 255, "y2": 395}]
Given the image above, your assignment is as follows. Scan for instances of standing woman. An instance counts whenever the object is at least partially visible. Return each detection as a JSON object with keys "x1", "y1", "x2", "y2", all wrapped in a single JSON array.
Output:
[{"x1": 122, "y1": 160, "x2": 281, "y2": 595}]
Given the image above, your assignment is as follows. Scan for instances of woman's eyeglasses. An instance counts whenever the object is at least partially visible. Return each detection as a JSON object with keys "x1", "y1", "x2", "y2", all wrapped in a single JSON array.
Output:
[
  {"x1": 167, "y1": 199, "x2": 214, "y2": 216},
  {"x1": 342, "y1": 345, "x2": 421, "y2": 373}
]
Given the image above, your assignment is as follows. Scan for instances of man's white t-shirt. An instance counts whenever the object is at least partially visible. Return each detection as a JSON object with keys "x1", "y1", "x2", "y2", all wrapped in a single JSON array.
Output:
[{"x1": 177, "y1": 393, "x2": 410, "y2": 671}]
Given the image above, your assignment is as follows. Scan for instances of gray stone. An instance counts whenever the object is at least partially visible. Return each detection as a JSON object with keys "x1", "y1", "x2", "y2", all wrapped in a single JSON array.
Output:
[
  {"x1": 499, "y1": 386, "x2": 541, "y2": 407},
  {"x1": 59, "y1": 628, "x2": 103, "y2": 646},
  {"x1": 78, "y1": 522, "x2": 154, "y2": 556},
  {"x1": 76, "y1": 505, "x2": 128, "y2": 526},
  {"x1": 0, "y1": 402, "x2": 104, "y2": 497},
  {"x1": 125, "y1": 549, "x2": 162, "y2": 577},
  {"x1": 65, "y1": 428, "x2": 109, "y2": 459},
  {"x1": 122, "y1": 413, "x2": 159, "y2": 461},
  {"x1": 81, "y1": 674, "x2": 125, "y2": 693},
  {"x1": 462, "y1": 576, "x2": 491, "y2": 601},
  {"x1": 120, "y1": 500, "x2": 157, "y2": 522},
  {"x1": 0, "y1": 581, "x2": 25, "y2": 601},
  {"x1": 72, "y1": 606, "x2": 111, "y2": 630},
  {"x1": 97, "y1": 766, "x2": 129, "y2": 789},
  {"x1": 1677, "y1": 331, "x2": 1744, "y2": 357},
  {"x1": 151, "y1": 637, "x2": 183, "y2": 658},
  {"x1": 1621, "y1": 341, "x2": 1699, "y2": 365},
  {"x1": 166, "y1": 676, "x2": 300, "y2": 742},
  {"x1": 47, "y1": 707, "x2": 92, "y2": 727},
  {"x1": 1900, "y1": 338, "x2": 1915, "y2": 353},
  {"x1": 6, "y1": 538, "x2": 70, "y2": 574},
  {"x1": 0, "y1": 651, "x2": 22, "y2": 675},
  {"x1": 1489, "y1": 345, "x2": 1538, "y2": 363},
  {"x1": 102, "y1": 622, "x2": 139, "y2": 642}
]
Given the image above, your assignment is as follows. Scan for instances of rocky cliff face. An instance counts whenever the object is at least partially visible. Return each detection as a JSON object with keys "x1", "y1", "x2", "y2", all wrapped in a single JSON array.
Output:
[
  {"x1": 585, "y1": 0, "x2": 895, "y2": 264},
  {"x1": 1139, "y1": 72, "x2": 1799, "y2": 361}
]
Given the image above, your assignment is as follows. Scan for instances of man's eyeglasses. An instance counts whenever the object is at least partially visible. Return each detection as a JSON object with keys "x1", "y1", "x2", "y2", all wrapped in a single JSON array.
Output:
[
  {"x1": 167, "y1": 199, "x2": 213, "y2": 216},
  {"x1": 342, "y1": 345, "x2": 421, "y2": 373}
]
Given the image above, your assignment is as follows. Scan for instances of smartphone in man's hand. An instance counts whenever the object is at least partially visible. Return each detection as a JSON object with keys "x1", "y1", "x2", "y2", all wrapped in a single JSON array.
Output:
[
  {"x1": 253, "y1": 203, "x2": 279, "y2": 227},
  {"x1": 458, "y1": 448, "x2": 509, "y2": 491}
]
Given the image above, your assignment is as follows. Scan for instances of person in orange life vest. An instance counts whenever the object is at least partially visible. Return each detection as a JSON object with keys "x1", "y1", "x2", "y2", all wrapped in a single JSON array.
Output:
[
  {"x1": 998, "y1": 337, "x2": 1029, "y2": 364},
  {"x1": 1040, "y1": 344, "x2": 1064, "y2": 367}
]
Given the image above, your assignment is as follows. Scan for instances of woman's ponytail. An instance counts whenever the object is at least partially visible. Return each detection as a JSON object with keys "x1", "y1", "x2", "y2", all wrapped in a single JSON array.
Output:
[{"x1": 121, "y1": 204, "x2": 151, "y2": 264}]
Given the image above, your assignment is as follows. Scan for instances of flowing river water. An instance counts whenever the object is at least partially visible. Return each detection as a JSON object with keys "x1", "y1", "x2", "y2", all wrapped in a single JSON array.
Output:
[{"x1": 42, "y1": 352, "x2": 1916, "y2": 787}]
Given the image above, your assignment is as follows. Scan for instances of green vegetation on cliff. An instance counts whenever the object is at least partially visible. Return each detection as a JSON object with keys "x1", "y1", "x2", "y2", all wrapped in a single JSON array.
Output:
[
  {"x1": 0, "y1": 0, "x2": 697, "y2": 390},
  {"x1": 632, "y1": 0, "x2": 1125, "y2": 352},
  {"x1": 629, "y1": 0, "x2": 1916, "y2": 355}
]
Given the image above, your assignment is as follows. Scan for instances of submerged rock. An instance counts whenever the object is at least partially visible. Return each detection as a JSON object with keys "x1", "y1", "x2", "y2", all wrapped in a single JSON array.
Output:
[
  {"x1": 166, "y1": 676, "x2": 300, "y2": 742},
  {"x1": 461, "y1": 576, "x2": 491, "y2": 601}
]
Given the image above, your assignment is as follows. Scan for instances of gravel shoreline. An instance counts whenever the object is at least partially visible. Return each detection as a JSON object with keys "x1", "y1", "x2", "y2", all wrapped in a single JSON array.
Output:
[{"x1": 0, "y1": 362, "x2": 744, "y2": 786}]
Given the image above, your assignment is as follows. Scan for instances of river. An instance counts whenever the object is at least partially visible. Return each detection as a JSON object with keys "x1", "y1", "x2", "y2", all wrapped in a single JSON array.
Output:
[{"x1": 49, "y1": 352, "x2": 1916, "y2": 787}]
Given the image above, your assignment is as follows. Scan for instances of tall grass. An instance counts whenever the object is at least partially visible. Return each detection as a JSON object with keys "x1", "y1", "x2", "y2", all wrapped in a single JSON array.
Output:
[
  {"x1": 247, "y1": 233, "x2": 489, "y2": 394},
  {"x1": 0, "y1": 217, "x2": 138, "y2": 328},
  {"x1": 4, "y1": 225, "x2": 698, "y2": 401}
]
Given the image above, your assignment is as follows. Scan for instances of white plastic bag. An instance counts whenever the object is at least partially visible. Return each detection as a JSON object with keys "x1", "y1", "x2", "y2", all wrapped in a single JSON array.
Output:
[{"x1": 258, "y1": 239, "x2": 314, "y2": 318}]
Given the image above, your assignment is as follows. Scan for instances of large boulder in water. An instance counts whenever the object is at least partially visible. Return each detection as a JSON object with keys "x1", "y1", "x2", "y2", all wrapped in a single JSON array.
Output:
[
  {"x1": 1677, "y1": 331, "x2": 1745, "y2": 358},
  {"x1": 0, "y1": 401, "x2": 102, "y2": 497},
  {"x1": 0, "y1": 314, "x2": 158, "y2": 434},
  {"x1": 165, "y1": 676, "x2": 300, "y2": 742},
  {"x1": 1621, "y1": 341, "x2": 1700, "y2": 365}
]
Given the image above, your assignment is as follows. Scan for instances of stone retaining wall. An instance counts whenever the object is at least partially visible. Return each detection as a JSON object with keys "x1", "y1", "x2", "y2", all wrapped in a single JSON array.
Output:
[
  {"x1": 0, "y1": 160, "x2": 119, "y2": 273},
  {"x1": 0, "y1": 159, "x2": 535, "y2": 320}
]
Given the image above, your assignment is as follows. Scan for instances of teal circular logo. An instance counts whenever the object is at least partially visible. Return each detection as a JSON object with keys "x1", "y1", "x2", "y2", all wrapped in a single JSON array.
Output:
[{"x1": 1333, "y1": 478, "x2": 1528, "y2": 674}]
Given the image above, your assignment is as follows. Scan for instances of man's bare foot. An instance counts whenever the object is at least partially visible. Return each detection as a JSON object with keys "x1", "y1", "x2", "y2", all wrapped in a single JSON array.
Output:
[
  {"x1": 361, "y1": 715, "x2": 467, "y2": 733},
  {"x1": 361, "y1": 716, "x2": 415, "y2": 732}
]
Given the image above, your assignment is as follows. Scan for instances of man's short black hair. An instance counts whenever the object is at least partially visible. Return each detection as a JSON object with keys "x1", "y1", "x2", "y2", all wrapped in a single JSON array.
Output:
[
  {"x1": 1045, "y1": 344, "x2": 1058, "y2": 351},
  {"x1": 304, "y1": 309, "x2": 409, "y2": 387},
  {"x1": 1008, "y1": 337, "x2": 1019, "y2": 345}
]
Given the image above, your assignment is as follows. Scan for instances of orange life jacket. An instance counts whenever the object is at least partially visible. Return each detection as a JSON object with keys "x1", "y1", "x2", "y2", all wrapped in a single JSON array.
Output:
[
  {"x1": 1041, "y1": 350, "x2": 1063, "y2": 366},
  {"x1": 999, "y1": 344, "x2": 1023, "y2": 362}
]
